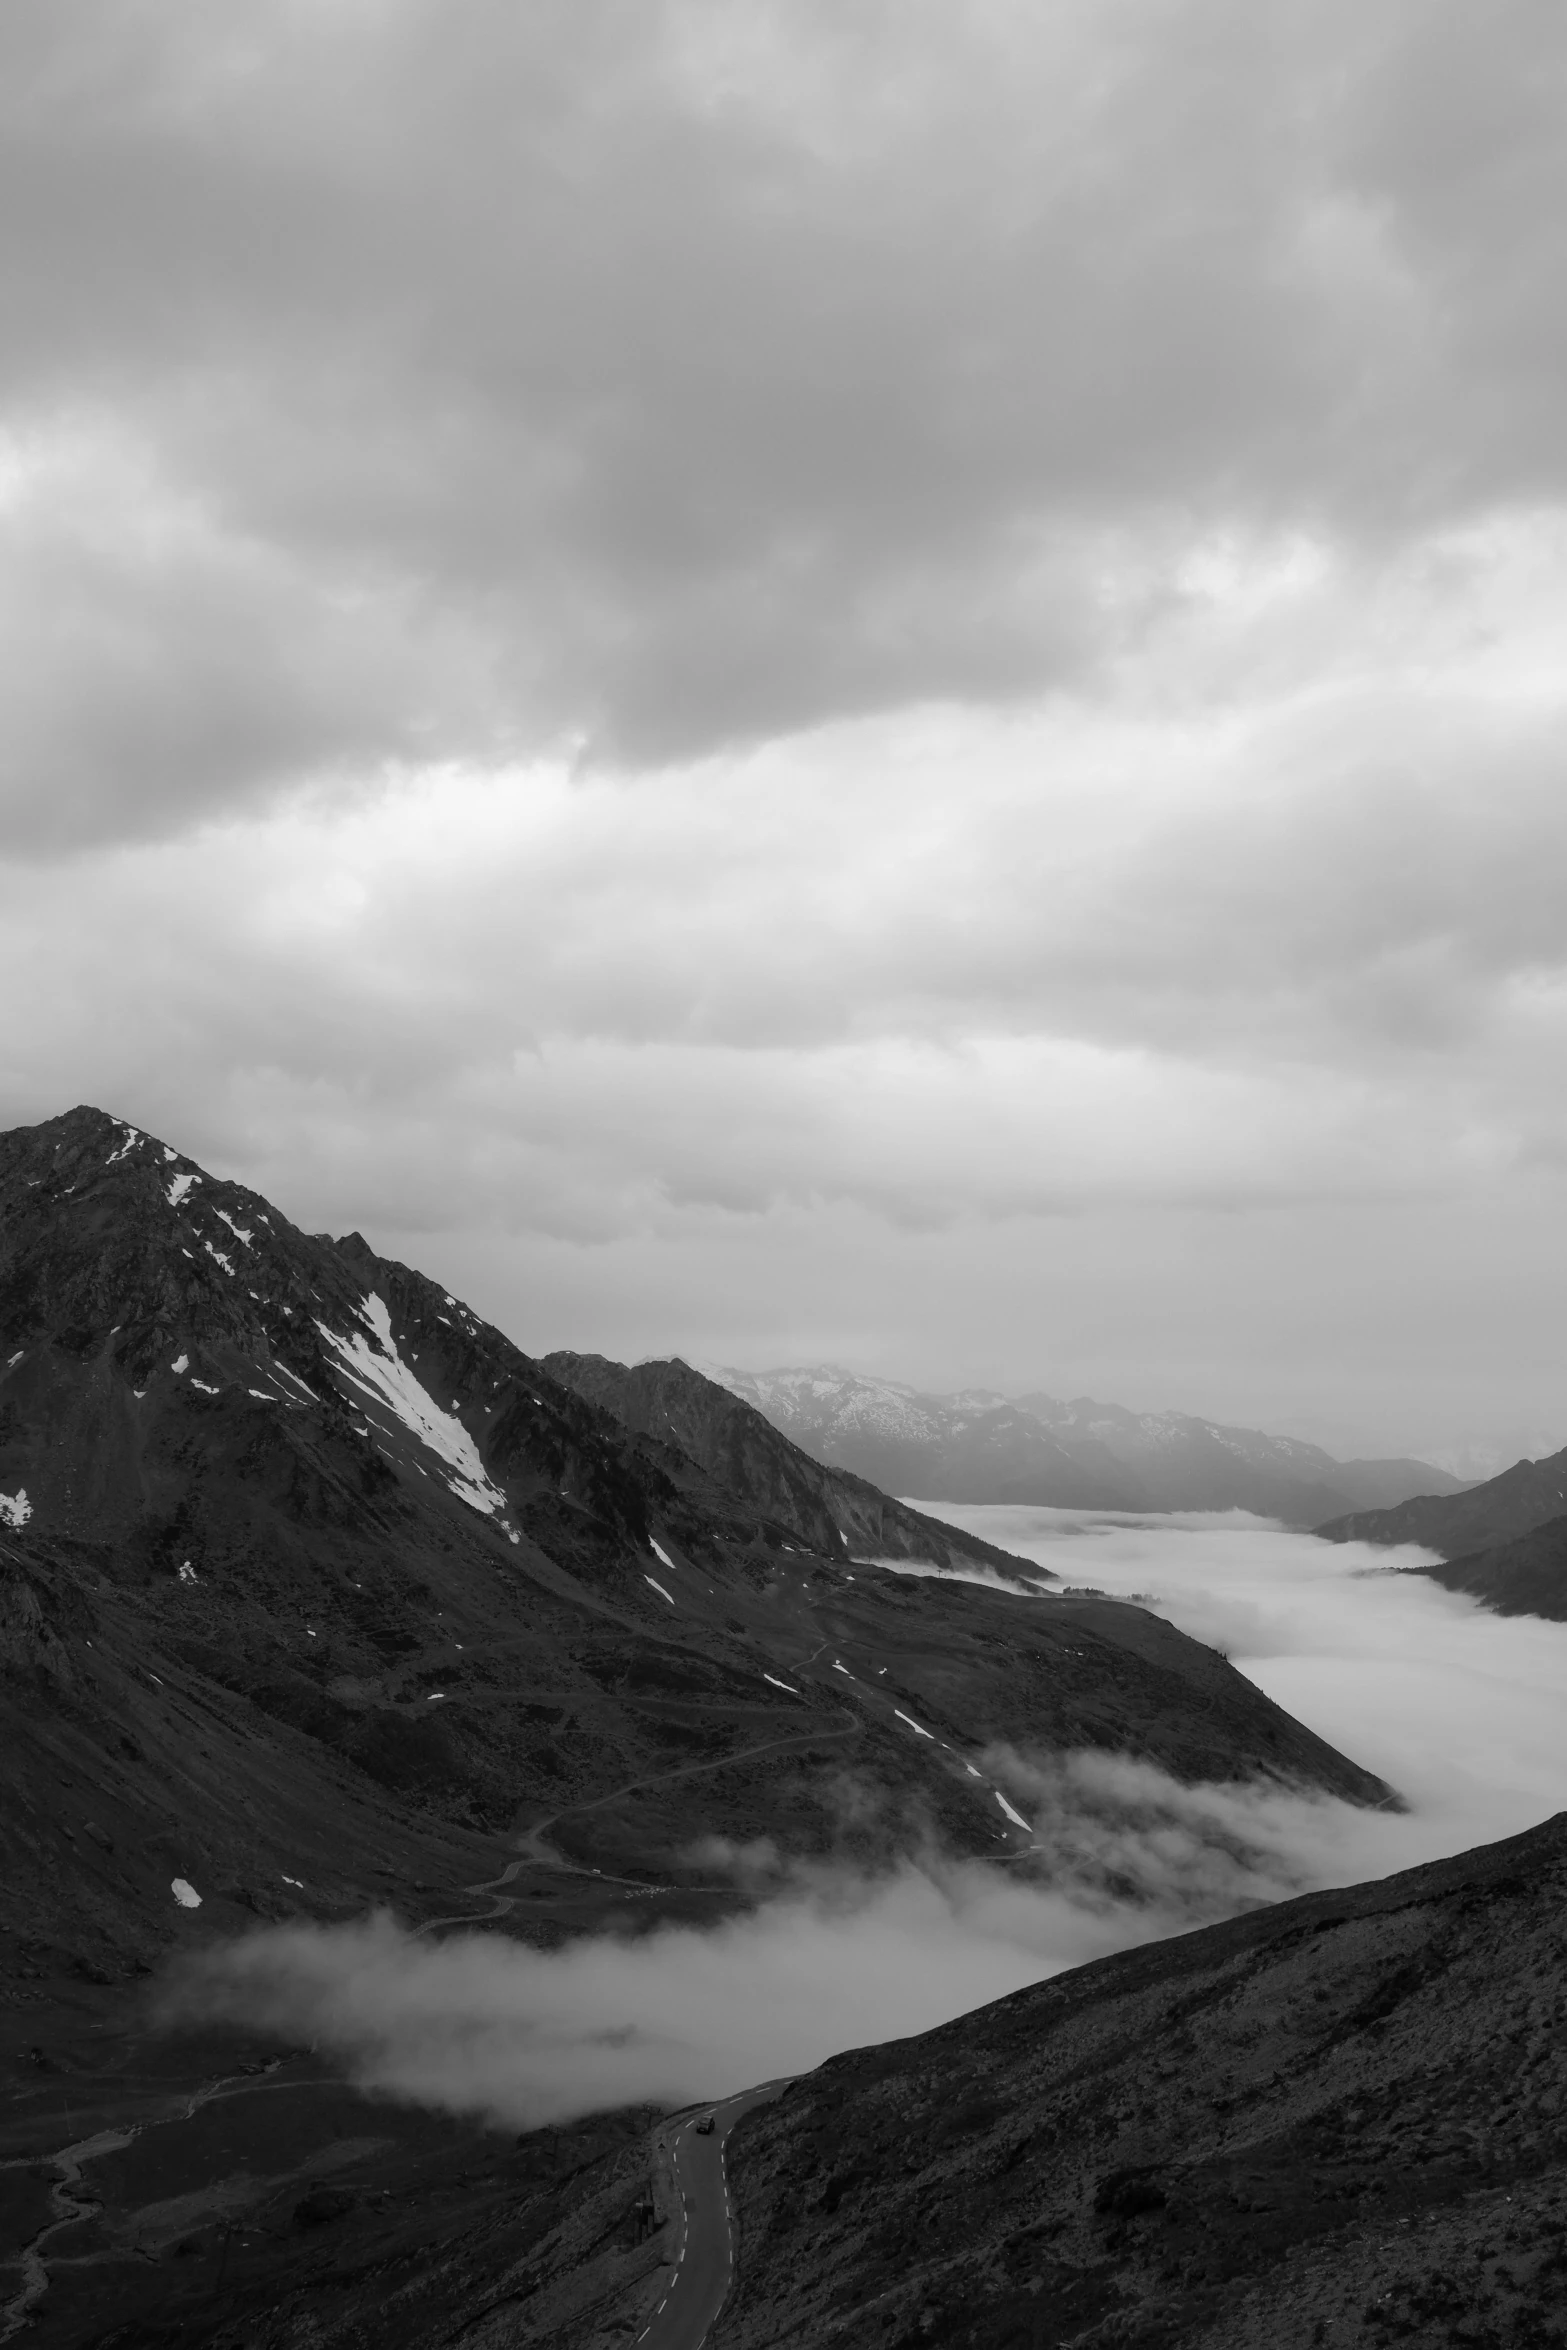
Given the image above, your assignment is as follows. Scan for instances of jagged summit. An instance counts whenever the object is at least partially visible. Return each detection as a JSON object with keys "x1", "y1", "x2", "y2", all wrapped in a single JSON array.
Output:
[{"x1": 0, "y1": 1102, "x2": 655, "y2": 1561}]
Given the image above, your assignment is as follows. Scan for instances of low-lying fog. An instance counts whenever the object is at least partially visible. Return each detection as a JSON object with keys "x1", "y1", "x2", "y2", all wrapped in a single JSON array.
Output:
[{"x1": 169, "y1": 1513, "x2": 1567, "y2": 2128}]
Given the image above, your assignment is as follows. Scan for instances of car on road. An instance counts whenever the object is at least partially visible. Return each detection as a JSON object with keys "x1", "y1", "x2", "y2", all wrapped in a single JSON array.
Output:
[{"x1": 694, "y1": 2114, "x2": 715, "y2": 2135}]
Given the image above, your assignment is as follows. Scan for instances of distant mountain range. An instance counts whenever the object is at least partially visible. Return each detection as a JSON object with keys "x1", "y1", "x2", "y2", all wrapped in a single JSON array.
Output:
[
  {"x1": 711, "y1": 1364, "x2": 1468, "y2": 1526},
  {"x1": 1318, "y1": 1442, "x2": 1567, "y2": 1619}
]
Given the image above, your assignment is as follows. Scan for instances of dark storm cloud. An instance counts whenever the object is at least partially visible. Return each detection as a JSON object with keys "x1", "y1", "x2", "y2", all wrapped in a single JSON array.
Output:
[
  {"x1": 8, "y1": 2, "x2": 1567, "y2": 1466},
  {"x1": 4, "y1": 0, "x2": 1567, "y2": 847}
]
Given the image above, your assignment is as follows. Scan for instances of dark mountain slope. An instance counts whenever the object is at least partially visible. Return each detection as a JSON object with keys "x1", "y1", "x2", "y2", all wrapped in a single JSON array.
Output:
[
  {"x1": 540, "y1": 1351, "x2": 1049, "y2": 1575},
  {"x1": 1316, "y1": 1443, "x2": 1567, "y2": 1562},
  {"x1": 0, "y1": 1108, "x2": 1393, "y2": 1963},
  {"x1": 720, "y1": 1811, "x2": 1567, "y2": 2350},
  {"x1": 1419, "y1": 1513, "x2": 1567, "y2": 1621}
]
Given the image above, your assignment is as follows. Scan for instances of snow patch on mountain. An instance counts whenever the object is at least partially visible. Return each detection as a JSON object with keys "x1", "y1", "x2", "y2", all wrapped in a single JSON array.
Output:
[
  {"x1": 0, "y1": 1488, "x2": 33, "y2": 1528},
  {"x1": 166, "y1": 1170, "x2": 197, "y2": 1207},
  {"x1": 318, "y1": 1291, "x2": 507, "y2": 1518}
]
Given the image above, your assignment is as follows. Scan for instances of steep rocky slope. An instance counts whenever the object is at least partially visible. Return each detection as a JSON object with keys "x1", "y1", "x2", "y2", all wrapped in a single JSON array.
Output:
[
  {"x1": 1316, "y1": 1444, "x2": 1567, "y2": 1563},
  {"x1": 541, "y1": 1352, "x2": 1047, "y2": 1574},
  {"x1": 719, "y1": 1812, "x2": 1567, "y2": 2350},
  {"x1": 0, "y1": 1106, "x2": 1394, "y2": 1981},
  {"x1": 717, "y1": 1365, "x2": 1464, "y2": 1524}
]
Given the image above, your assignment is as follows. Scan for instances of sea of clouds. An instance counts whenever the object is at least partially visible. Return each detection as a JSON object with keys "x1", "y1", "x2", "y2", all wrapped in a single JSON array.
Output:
[{"x1": 167, "y1": 1514, "x2": 1567, "y2": 2127}]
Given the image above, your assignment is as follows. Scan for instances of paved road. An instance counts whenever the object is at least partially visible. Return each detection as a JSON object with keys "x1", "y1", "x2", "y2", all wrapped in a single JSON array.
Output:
[{"x1": 636, "y1": 2082, "x2": 788, "y2": 2350}]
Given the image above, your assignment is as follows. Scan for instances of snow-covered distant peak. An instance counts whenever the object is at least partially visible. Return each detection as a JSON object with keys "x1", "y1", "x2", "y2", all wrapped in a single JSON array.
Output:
[
  {"x1": 720, "y1": 1362, "x2": 981, "y2": 1447},
  {"x1": 319, "y1": 1291, "x2": 507, "y2": 1519}
]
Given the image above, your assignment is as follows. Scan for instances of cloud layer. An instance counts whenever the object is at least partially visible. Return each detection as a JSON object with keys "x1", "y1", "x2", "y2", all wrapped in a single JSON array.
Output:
[
  {"x1": 6, "y1": 2, "x2": 1567, "y2": 1459},
  {"x1": 5, "y1": 1, "x2": 1567, "y2": 838}
]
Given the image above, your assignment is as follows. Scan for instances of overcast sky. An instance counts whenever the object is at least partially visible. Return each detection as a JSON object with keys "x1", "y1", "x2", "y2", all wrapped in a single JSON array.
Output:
[{"x1": 5, "y1": 1, "x2": 1567, "y2": 1468}]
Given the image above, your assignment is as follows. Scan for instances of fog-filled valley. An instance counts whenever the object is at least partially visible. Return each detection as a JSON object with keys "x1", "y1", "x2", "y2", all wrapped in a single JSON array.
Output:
[
  {"x1": 169, "y1": 1510, "x2": 1567, "y2": 2136},
  {"x1": 913, "y1": 1504, "x2": 1567, "y2": 1885}
]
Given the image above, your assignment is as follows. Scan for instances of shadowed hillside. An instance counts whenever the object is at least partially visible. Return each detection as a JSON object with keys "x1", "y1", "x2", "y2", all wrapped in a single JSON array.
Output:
[
  {"x1": 540, "y1": 1351, "x2": 1052, "y2": 1576},
  {"x1": 720, "y1": 1813, "x2": 1567, "y2": 2349}
]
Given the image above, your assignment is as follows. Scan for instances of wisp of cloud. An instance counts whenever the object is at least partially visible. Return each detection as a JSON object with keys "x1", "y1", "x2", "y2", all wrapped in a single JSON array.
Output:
[{"x1": 165, "y1": 1515, "x2": 1567, "y2": 2130}]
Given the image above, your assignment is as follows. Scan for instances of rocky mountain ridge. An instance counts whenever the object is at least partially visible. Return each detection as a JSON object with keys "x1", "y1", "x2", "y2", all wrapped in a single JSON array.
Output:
[{"x1": 539, "y1": 1350, "x2": 1026, "y2": 1578}]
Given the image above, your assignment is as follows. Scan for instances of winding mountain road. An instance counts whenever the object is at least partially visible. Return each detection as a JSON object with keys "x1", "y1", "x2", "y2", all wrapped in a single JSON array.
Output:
[
  {"x1": 636, "y1": 2083, "x2": 787, "y2": 2350},
  {"x1": 415, "y1": 1714, "x2": 861, "y2": 1932}
]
